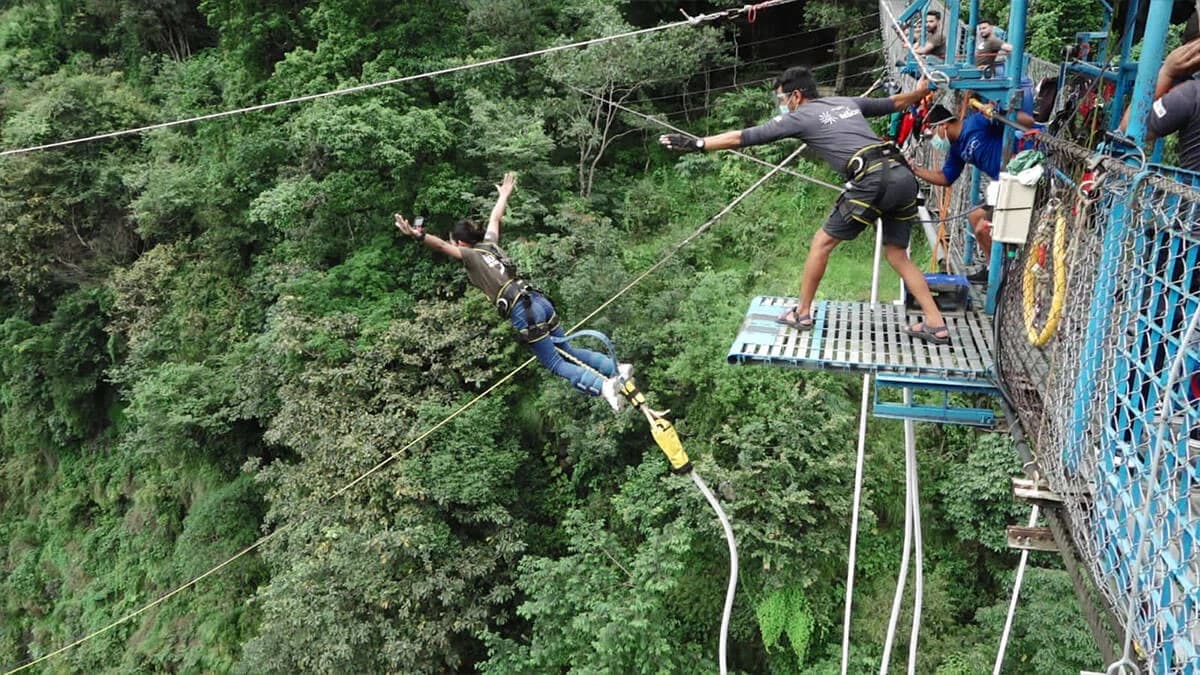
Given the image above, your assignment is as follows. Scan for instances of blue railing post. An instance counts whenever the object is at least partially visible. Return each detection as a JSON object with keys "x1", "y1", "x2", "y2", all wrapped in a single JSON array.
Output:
[
  {"x1": 1108, "y1": 0, "x2": 1143, "y2": 131},
  {"x1": 943, "y1": 0, "x2": 960, "y2": 66},
  {"x1": 1125, "y1": 0, "x2": 1173, "y2": 145},
  {"x1": 966, "y1": 0, "x2": 978, "y2": 62}
]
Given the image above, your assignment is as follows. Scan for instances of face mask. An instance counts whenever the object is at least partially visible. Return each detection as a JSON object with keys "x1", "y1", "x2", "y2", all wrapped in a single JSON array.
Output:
[
  {"x1": 930, "y1": 131, "x2": 951, "y2": 153},
  {"x1": 778, "y1": 104, "x2": 791, "y2": 116}
]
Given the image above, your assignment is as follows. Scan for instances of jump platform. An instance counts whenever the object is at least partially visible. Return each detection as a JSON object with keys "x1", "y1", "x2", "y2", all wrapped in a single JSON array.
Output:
[{"x1": 727, "y1": 297, "x2": 1002, "y2": 426}]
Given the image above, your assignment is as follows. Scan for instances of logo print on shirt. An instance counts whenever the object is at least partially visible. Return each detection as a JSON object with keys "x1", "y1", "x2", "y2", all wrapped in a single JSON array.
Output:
[
  {"x1": 819, "y1": 106, "x2": 863, "y2": 125},
  {"x1": 481, "y1": 253, "x2": 506, "y2": 274}
]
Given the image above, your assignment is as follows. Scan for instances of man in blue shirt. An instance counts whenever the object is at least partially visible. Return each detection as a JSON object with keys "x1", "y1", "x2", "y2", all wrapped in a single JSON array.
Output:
[{"x1": 911, "y1": 103, "x2": 1034, "y2": 281}]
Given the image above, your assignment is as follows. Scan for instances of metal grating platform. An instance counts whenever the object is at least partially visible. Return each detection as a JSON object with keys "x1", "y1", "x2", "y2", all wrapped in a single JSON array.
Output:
[{"x1": 727, "y1": 296, "x2": 997, "y2": 381}]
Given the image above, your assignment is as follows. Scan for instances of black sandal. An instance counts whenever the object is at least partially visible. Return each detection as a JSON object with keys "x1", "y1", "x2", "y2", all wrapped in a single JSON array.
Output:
[
  {"x1": 907, "y1": 322, "x2": 952, "y2": 345},
  {"x1": 776, "y1": 306, "x2": 814, "y2": 331}
]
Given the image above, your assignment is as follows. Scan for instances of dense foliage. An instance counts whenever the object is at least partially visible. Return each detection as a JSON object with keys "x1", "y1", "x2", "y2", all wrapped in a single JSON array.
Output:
[{"x1": 0, "y1": 1, "x2": 1097, "y2": 673}]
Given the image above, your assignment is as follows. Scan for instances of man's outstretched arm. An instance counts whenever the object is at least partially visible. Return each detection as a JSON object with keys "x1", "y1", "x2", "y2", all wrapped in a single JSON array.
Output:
[{"x1": 659, "y1": 129, "x2": 743, "y2": 152}]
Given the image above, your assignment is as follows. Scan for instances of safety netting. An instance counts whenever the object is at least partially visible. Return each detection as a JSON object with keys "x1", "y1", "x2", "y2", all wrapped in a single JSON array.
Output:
[{"x1": 882, "y1": 2, "x2": 1200, "y2": 670}]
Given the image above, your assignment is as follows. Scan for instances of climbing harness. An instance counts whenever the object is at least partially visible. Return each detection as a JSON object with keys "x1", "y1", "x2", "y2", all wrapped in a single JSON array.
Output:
[{"x1": 1022, "y1": 199, "x2": 1068, "y2": 347}]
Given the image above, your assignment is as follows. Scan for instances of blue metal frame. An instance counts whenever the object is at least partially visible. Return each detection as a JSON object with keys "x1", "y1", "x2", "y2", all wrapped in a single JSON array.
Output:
[{"x1": 874, "y1": 373, "x2": 1001, "y2": 426}]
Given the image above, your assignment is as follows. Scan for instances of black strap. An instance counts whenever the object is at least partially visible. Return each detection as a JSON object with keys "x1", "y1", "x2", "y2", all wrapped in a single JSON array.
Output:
[
  {"x1": 495, "y1": 279, "x2": 533, "y2": 318},
  {"x1": 515, "y1": 311, "x2": 560, "y2": 345}
]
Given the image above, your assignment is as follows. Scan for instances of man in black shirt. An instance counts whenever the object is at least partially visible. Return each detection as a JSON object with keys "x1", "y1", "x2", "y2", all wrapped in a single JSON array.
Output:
[
  {"x1": 660, "y1": 67, "x2": 953, "y2": 345},
  {"x1": 1146, "y1": 15, "x2": 1200, "y2": 172}
]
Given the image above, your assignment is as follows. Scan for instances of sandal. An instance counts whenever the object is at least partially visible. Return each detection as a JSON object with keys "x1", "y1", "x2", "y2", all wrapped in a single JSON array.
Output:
[
  {"x1": 907, "y1": 322, "x2": 952, "y2": 346},
  {"x1": 776, "y1": 306, "x2": 814, "y2": 331}
]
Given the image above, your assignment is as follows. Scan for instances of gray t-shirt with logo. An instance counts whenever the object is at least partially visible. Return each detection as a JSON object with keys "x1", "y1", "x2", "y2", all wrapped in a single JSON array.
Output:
[
  {"x1": 1148, "y1": 78, "x2": 1200, "y2": 173},
  {"x1": 739, "y1": 96, "x2": 898, "y2": 177}
]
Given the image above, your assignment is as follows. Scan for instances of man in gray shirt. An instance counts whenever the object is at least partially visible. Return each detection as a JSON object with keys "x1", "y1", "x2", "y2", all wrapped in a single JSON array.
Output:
[
  {"x1": 914, "y1": 10, "x2": 946, "y2": 61},
  {"x1": 659, "y1": 66, "x2": 951, "y2": 345}
]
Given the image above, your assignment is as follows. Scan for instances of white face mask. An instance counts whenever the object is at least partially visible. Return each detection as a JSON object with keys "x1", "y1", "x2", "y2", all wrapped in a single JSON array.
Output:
[
  {"x1": 930, "y1": 130, "x2": 951, "y2": 153},
  {"x1": 778, "y1": 104, "x2": 791, "y2": 116}
]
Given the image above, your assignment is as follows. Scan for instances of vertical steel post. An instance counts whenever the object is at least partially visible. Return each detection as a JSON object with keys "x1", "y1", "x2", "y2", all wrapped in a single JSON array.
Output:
[
  {"x1": 1108, "y1": 0, "x2": 1143, "y2": 131},
  {"x1": 1125, "y1": 0, "x2": 1173, "y2": 145}
]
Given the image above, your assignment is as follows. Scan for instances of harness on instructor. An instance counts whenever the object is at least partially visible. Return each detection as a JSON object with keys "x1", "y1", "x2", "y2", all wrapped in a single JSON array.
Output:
[{"x1": 845, "y1": 141, "x2": 910, "y2": 194}]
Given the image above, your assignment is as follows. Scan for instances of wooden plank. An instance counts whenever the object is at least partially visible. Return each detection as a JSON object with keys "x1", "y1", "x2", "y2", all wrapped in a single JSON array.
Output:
[
  {"x1": 1007, "y1": 526, "x2": 1059, "y2": 552},
  {"x1": 1012, "y1": 477, "x2": 1065, "y2": 505}
]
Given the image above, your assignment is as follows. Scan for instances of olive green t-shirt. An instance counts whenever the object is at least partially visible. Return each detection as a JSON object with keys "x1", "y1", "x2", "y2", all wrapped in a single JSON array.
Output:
[{"x1": 460, "y1": 241, "x2": 517, "y2": 303}]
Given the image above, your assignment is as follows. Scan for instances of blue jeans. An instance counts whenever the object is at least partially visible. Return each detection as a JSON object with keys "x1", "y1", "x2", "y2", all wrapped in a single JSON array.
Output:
[{"x1": 509, "y1": 292, "x2": 616, "y2": 396}]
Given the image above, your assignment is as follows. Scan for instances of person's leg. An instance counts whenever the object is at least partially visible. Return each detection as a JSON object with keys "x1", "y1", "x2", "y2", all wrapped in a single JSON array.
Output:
[
  {"x1": 795, "y1": 229, "x2": 843, "y2": 317},
  {"x1": 511, "y1": 298, "x2": 605, "y2": 396},
  {"x1": 785, "y1": 188, "x2": 869, "y2": 321},
  {"x1": 879, "y1": 171, "x2": 949, "y2": 337},
  {"x1": 885, "y1": 245, "x2": 948, "y2": 333},
  {"x1": 557, "y1": 339, "x2": 617, "y2": 378}
]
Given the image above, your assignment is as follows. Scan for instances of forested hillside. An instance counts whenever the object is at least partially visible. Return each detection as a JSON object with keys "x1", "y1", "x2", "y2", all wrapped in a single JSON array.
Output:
[{"x1": 0, "y1": 1, "x2": 1094, "y2": 672}]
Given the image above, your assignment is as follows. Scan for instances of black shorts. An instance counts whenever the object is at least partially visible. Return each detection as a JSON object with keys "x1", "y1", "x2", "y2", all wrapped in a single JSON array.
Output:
[{"x1": 823, "y1": 161, "x2": 920, "y2": 248}]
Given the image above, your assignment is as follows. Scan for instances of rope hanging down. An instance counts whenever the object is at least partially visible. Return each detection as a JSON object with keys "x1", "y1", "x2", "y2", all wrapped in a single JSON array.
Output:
[
  {"x1": 0, "y1": 0, "x2": 798, "y2": 158},
  {"x1": 2, "y1": 143, "x2": 804, "y2": 675}
]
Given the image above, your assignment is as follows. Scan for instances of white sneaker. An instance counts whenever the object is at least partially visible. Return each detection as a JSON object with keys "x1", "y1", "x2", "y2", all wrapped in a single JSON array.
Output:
[
  {"x1": 600, "y1": 376, "x2": 625, "y2": 412},
  {"x1": 618, "y1": 363, "x2": 633, "y2": 382}
]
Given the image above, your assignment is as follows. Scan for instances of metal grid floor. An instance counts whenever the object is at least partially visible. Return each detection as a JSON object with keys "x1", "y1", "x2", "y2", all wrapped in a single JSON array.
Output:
[{"x1": 727, "y1": 296, "x2": 996, "y2": 381}]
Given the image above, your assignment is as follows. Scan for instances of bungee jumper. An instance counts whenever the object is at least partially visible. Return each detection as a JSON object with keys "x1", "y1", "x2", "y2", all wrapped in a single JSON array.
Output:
[
  {"x1": 395, "y1": 173, "x2": 693, "y2": 474},
  {"x1": 660, "y1": 66, "x2": 954, "y2": 345},
  {"x1": 394, "y1": 172, "x2": 632, "y2": 411}
]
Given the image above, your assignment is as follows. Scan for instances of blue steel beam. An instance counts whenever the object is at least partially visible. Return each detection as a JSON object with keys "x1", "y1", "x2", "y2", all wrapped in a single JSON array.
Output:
[{"x1": 1125, "y1": 0, "x2": 1173, "y2": 145}]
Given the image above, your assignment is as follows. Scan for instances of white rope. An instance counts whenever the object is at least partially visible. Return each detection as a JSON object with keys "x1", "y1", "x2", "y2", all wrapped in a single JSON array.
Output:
[
  {"x1": 994, "y1": 505, "x2": 1040, "y2": 674},
  {"x1": 691, "y1": 470, "x2": 739, "y2": 675},
  {"x1": 905, "y1": 405, "x2": 924, "y2": 675},
  {"x1": 0, "y1": 0, "x2": 800, "y2": 157},
  {"x1": 1105, "y1": 308, "x2": 1200, "y2": 675},
  {"x1": 879, "y1": 391, "x2": 925, "y2": 674},
  {"x1": 880, "y1": 409, "x2": 914, "y2": 672},
  {"x1": 841, "y1": 218, "x2": 886, "y2": 674}
]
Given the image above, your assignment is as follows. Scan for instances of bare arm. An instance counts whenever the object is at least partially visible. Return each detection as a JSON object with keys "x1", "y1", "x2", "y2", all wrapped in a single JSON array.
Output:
[
  {"x1": 699, "y1": 130, "x2": 744, "y2": 151},
  {"x1": 912, "y1": 165, "x2": 952, "y2": 186},
  {"x1": 486, "y1": 172, "x2": 516, "y2": 243},
  {"x1": 395, "y1": 213, "x2": 463, "y2": 260},
  {"x1": 1120, "y1": 40, "x2": 1200, "y2": 133},
  {"x1": 889, "y1": 78, "x2": 933, "y2": 110},
  {"x1": 659, "y1": 129, "x2": 742, "y2": 151}
]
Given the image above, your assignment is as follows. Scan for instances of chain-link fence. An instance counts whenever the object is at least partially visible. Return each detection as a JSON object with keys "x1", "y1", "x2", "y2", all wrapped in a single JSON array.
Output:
[
  {"x1": 994, "y1": 132, "x2": 1200, "y2": 671},
  {"x1": 878, "y1": 4, "x2": 1200, "y2": 668}
]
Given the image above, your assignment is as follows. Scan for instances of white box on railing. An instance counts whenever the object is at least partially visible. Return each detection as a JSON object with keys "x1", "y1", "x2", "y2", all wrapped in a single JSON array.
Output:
[{"x1": 992, "y1": 171, "x2": 1037, "y2": 244}]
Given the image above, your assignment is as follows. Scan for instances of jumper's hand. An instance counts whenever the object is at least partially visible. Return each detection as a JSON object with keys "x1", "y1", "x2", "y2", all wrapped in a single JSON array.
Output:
[
  {"x1": 496, "y1": 171, "x2": 517, "y2": 195},
  {"x1": 659, "y1": 134, "x2": 705, "y2": 152},
  {"x1": 394, "y1": 213, "x2": 420, "y2": 239}
]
